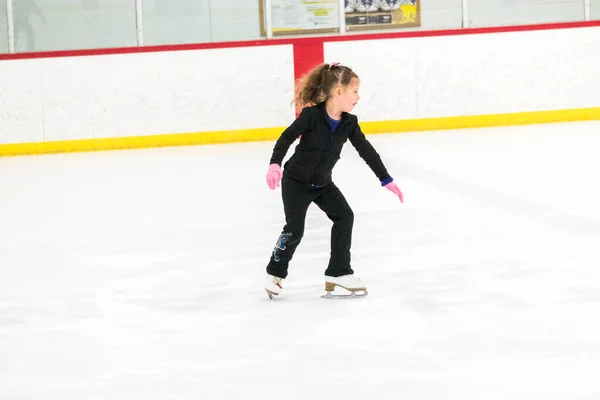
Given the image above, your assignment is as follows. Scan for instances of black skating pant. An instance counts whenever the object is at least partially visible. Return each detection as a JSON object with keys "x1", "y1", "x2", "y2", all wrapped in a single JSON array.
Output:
[{"x1": 266, "y1": 174, "x2": 355, "y2": 279}]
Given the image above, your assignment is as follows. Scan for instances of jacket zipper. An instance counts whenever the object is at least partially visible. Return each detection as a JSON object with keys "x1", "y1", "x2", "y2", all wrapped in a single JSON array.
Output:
[{"x1": 310, "y1": 117, "x2": 342, "y2": 186}]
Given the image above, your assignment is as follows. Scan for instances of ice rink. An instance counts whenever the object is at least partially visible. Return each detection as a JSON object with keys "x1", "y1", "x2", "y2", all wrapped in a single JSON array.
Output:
[{"x1": 1, "y1": 121, "x2": 600, "y2": 400}]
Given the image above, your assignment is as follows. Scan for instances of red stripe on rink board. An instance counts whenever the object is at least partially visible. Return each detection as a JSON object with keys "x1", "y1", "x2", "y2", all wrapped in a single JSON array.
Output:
[
  {"x1": 1, "y1": 21, "x2": 600, "y2": 61},
  {"x1": 292, "y1": 41, "x2": 325, "y2": 116},
  {"x1": 293, "y1": 41, "x2": 324, "y2": 83}
]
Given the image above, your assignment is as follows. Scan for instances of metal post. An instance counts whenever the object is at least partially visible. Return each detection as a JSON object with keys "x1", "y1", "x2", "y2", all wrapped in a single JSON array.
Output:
[
  {"x1": 265, "y1": 0, "x2": 273, "y2": 39},
  {"x1": 208, "y1": 0, "x2": 213, "y2": 42},
  {"x1": 6, "y1": 0, "x2": 14, "y2": 52},
  {"x1": 584, "y1": 0, "x2": 590, "y2": 21},
  {"x1": 135, "y1": 0, "x2": 144, "y2": 46},
  {"x1": 338, "y1": 0, "x2": 346, "y2": 34},
  {"x1": 462, "y1": 0, "x2": 469, "y2": 28}
]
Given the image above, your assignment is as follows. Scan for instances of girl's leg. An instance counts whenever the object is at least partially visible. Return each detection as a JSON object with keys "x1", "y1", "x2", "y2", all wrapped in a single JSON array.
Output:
[
  {"x1": 266, "y1": 176, "x2": 318, "y2": 279},
  {"x1": 313, "y1": 183, "x2": 355, "y2": 277}
]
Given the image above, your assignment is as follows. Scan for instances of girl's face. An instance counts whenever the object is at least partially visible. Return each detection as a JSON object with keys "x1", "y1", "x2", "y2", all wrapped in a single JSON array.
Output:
[{"x1": 339, "y1": 78, "x2": 360, "y2": 112}]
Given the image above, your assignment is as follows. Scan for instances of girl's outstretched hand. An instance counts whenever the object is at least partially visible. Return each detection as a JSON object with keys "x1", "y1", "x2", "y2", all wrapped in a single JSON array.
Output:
[
  {"x1": 266, "y1": 163, "x2": 282, "y2": 190},
  {"x1": 384, "y1": 181, "x2": 404, "y2": 203}
]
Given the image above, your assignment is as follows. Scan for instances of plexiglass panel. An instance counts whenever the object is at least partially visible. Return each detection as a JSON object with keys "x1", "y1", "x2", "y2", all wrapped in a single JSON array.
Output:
[
  {"x1": 143, "y1": 0, "x2": 262, "y2": 46},
  {"x1": 0, "y1": 0, "x2": 7, "y2": 53},
  {"x1": 592, "y1": 0, "x2": 600, "y2": 20},
  {"x1": 419, "y1": 0, "x2": 463, "y2": 30},
  {"x1": 208, "y1": 0, "x2": 261, "y2": 42},
  {"x1": 142, "y1": 0, "x2": 210, "y2": 46},
  {"x1": 468, "y1": 0, "x2": 585, "y2": 28},
  {"x1": 12, "y1": 0, "x2": 137, "y2": 53},
  {"x1": 4, "y1": 0, "x2": 593, "y2": 54}
]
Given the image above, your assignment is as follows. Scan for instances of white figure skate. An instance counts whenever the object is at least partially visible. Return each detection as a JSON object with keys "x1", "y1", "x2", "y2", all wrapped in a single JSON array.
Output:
[
  {"x1": 322, "y1": 274, "x2": 368, "y2": 299},
  {"x1": 265, "y1": 274, "x2": 284, "y2": 300}
]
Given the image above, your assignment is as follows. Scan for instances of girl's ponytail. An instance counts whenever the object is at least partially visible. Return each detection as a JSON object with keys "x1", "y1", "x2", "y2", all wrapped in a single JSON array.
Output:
[{"x1": 292, "y1": 62, "x2": 358, "y2": 113}]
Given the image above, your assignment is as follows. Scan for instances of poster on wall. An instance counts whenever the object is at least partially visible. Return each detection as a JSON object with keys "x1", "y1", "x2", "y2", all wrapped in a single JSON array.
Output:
[
  {"x1": 259, "y1": 0, "x2": 420, "y2": 36},
  {"x1": 344, "y1": 0, "x2": 420, "y2": 31},
  {"x1": 268, "y1": 0, "x2": 341, "y2": 36}
]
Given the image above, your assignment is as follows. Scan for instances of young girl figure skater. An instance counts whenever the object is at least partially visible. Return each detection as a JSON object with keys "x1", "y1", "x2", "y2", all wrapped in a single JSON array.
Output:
[{"x1": 264, "y1": 62, "x2": 404, "y2": 299}]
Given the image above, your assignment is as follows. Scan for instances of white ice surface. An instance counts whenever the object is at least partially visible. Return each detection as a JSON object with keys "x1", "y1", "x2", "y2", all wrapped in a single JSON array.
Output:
[{"x1": 1, "y1": 121, "x2": 600, "y2": 399}]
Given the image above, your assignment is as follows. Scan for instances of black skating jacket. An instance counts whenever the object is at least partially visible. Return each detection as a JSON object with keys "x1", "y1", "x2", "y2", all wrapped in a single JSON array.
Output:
[{"x1": 269, "y1": 102, "x2": 392, "y2": 187}]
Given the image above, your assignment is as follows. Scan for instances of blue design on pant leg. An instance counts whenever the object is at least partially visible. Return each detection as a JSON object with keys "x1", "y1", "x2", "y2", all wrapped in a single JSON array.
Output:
[{"x1": 272, "y1": 232, "x2": 293, "y2": 262}]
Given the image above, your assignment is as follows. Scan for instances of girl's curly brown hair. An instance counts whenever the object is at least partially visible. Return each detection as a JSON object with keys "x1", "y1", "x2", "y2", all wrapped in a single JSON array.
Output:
[{"x1": 293, "y1": 62, "x2": 359, "y2": 113}]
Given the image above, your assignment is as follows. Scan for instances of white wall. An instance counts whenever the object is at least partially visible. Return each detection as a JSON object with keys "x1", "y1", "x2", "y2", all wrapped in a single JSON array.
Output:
[
  {"x1": 0, "y1": 59, "x2": 44, "y2": 144},
  {"x1": 0, "y1": 44, "x2": 295, "y2": 144},
  {"x1": 324, "y1": 26, "x2": 600, "y2": 122},
  {"x1": 1, "y1": 26, "x2": 599, "y2": 145}
]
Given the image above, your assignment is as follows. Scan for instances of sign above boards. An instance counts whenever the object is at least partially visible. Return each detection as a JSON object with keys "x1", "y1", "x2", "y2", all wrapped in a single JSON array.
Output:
[{"x1": 260, "y1": 0, "x2": 421, "y2": 36}]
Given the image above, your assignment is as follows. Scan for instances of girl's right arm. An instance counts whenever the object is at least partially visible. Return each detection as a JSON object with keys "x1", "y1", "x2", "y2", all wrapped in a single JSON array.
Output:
[{"x1": 269, "y1": 107, "x2": 311, "y2": 166}]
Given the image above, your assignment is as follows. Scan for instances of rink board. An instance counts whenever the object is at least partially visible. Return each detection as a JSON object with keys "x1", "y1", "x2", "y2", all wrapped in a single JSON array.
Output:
[
  {"x1": 1, "y1": 21, "x2": 600, "y2": 156},
  {"x1": 1, "y1": 107, "x2": 600, "y2": 156}
]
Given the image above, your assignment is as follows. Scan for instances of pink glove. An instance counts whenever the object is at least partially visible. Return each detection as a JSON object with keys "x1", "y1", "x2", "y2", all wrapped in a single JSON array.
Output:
[
  {"x1": 384, "y1": 182, "x2": 404, "y2": 203},
  {"x1": 266, "y1": 163, "x2": 282, "y2": 190}
]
